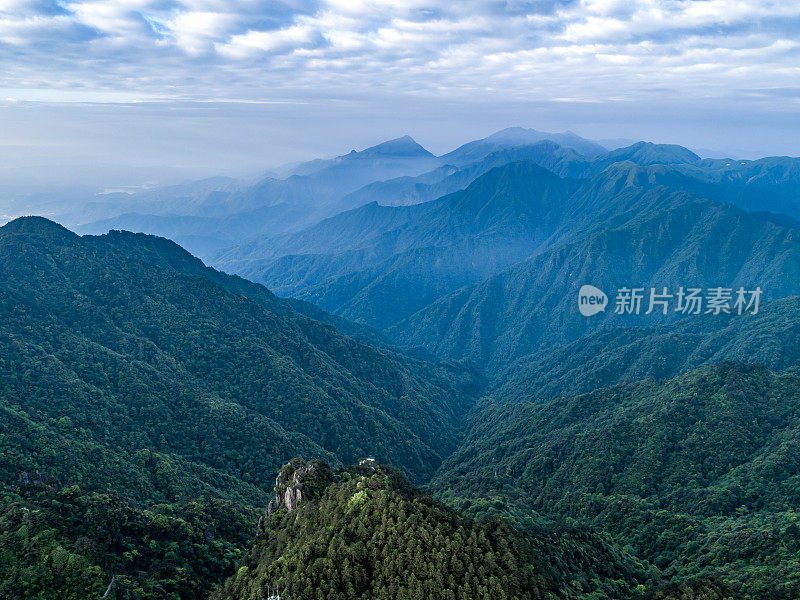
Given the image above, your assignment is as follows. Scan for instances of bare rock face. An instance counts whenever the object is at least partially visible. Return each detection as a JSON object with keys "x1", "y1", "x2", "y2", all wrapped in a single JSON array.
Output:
[
  {"x1": 259, "y1": 459, "x2": 330, "y2": 533},
  {"x1": 283, "y1": 484, "x2": 302, "y2": 512},
  {"x1": 275, "y1": 461, "x2": 314, "y2": 513}
]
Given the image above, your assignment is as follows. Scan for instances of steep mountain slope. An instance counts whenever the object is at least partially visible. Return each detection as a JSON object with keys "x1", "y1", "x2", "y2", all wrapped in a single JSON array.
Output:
[
  {"x1": 0, "y1": 216, "x2": 477, "y2": 500},
  {"x1": 215, "y1": 458, "x2": 648, "y2": 600},
  {"x1": 0, "y1": 486, "x2": 258, "y2": 600},
  {"x1": 220, "y1": 162, "x2": 582, "y2": 328},
  {"x1": 392, "y1": 167, "x2": 800, "y2": 367},
  {"x1": 493, "y1": 295, "x2": 800, "y2": 402},
  {"x1": 432, "y1": 363, "x2": 800, "y2": 598}
]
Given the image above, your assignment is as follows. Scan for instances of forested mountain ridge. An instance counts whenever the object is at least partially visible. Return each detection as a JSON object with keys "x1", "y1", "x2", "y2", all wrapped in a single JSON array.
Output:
[
  {"x1": 492, "y1": 295, "x2": 800, "y2": 402},
  {"x1": 392, "y1": 171, "x2": 800, "y2": 368},
  {"x1": 431, "y1": 362, "x2": 800, "y2": 598},
  {"x1": 0, "y1": 486, "x2": 260, "y2": 599},
  {"x1": 214, "y1": 458, "x2": 650, "y2": 600},
  {"x1": 215, "y1": 152, "x2": 800, "y2": 358},
  {"x1": 0, "y1": 216, "x2": 478, "y2": 504},
  {"x1": 217, "y1": 162, "x2": 583, "y2": 328}
]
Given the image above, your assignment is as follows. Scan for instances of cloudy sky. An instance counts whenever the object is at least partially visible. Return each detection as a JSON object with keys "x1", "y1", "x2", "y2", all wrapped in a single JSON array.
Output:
[{"x1": 2, "y1": 0, "x2": 799, "y2": 186}]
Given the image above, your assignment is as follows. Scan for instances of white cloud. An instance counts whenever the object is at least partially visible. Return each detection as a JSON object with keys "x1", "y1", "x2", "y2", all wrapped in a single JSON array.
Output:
[
  {"x1": 63, "y1": 0, "x2": 155, "y2": 37},
  {"x1": 158, "y1": 10, "x2": 239, "y2": 54},
  {"x1": 216, "y1": 21, "x2": 319, "y2": 58},
  {"x1": 0, "y1": 13, "x2": 73, "y2": 45},
  {"x1": 0, "y1": 0, "x2": 798, "y2": 109}
]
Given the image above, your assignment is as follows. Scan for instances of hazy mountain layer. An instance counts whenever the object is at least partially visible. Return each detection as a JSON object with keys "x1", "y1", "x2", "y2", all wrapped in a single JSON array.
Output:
[
  {"x1": 73, "y1": 130, "x2": 612, "y2": 257},
  {"x1": 215, "y1": 146, "x2": 800, "y2": 355},
  {"x1": 441, "y1": 127, "x2": 608, "y2": 164},
  {"x1": 75, "y1": 136, "x2": 442, "y2": 256},
  {"x1": 392, "y1": 166, "x2": 800, "y2": 368},
  {"x1": 218, "y1": 162, "x2": 582, "y2": 328}
]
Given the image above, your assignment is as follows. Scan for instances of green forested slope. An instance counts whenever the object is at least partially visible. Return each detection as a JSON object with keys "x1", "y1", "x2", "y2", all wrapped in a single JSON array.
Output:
[
  {"x1": 432, "y1": 363, "x2": 800, "y2": 598},
  {"x1": 493, "y1": 295, "x2": 800, "y2": 402},
  {"x1": 0, "y1": 216, "x2": 476, "y2": 502},
  {"x1": 393, "y1": 176, "x2": 800, "y2": 368},
  {"x1": 215, "y1": 458, "x2": 649, "y2": 600},
  {"x1": 0, "y1": 485, "x2": 258, "y2": 600}
]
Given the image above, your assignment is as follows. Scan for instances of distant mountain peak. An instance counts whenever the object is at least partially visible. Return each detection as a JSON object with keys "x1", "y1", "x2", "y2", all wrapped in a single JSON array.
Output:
[
  {"x1": 486, "y1": 127, "x2": 588, "y2": 144},
  {"x1": 604, "y1": 141, "x2": 701, "y2": 165},
  {"x1": 443, "y1": 127, "x2": 608, "y2": 163},
  {"x1": 485, "y1": 127, "x2": 544, "y2": 142},
  {"x1": 1, "y1": 216, "x2": 79, "y2": 241},
  {"x1": 357, "y1": 135, "x2": 434, "y2": 158}
]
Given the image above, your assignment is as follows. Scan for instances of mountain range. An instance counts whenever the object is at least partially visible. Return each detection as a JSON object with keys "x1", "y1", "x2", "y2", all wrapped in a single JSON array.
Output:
[
  {"x1": 391, "y1": 166, "x2": 800, "y2": 367},
  {"x1": 54, "y1": 128, "x2": 622, "y2": 257},
  {"x1": 215, "y1": 153, "x2": 800, "y2": 362},
  {"x1": 4, "y1": 126, "x2": 800, "y2": 599}
]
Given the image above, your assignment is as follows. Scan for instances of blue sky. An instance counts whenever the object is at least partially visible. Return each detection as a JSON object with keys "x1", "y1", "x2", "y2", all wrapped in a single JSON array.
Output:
[{"x1": 1, "y1": 0, "x2": 800, "y2": 186}]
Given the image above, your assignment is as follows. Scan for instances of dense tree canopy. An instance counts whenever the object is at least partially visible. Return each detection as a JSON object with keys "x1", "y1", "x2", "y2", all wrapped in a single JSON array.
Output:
[
  {"x1": 215, "y1": 459, "x2": 648, "y2": 600},
  {"x1": 433, "y1": 363, "x2": 800, "y2": 598}
]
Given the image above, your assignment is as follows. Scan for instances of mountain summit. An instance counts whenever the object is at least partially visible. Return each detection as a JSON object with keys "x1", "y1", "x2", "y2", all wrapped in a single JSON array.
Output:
[
  {"x1": 442, "y1": 127, "x2": 608, "y2": 164},
  {"x1": 356, "y1": 135, "x2": 434, "y2": 158}
]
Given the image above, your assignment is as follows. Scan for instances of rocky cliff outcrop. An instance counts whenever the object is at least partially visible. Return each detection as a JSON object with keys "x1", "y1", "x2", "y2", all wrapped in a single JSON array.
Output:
[{"x1": 258, "y1": 459, "x2": 334, "y2": 532}]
